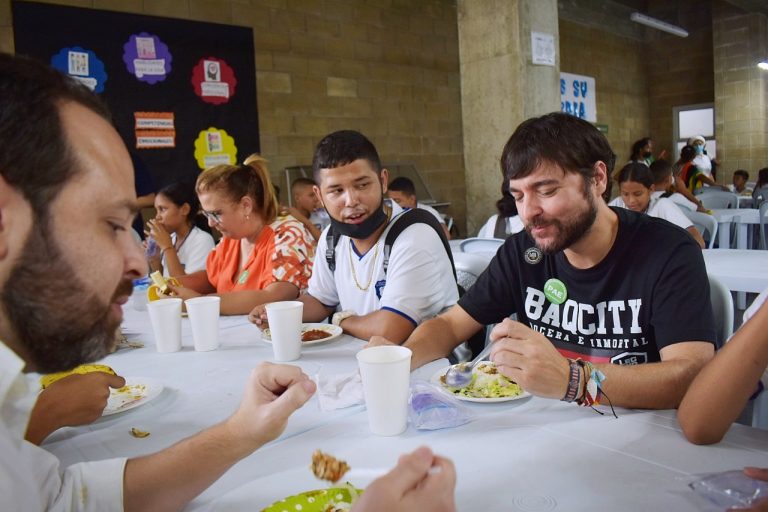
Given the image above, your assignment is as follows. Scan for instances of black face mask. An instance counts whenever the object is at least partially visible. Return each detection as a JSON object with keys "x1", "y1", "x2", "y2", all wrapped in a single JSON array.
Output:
[
  {"x1": 643, "y1": 151, "x2": 653, "y2": 158},
  {"x1": 328, "y1": 197, "x2": 388, "y2": 239}
]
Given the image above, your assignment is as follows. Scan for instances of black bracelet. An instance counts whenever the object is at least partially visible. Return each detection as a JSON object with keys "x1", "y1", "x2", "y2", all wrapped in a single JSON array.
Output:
[{"x1": 561, "y1": 359, "x2": 581, "y2": 402}]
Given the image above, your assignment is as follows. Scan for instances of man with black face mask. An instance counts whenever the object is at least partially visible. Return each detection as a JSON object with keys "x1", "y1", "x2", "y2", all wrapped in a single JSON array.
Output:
[{"x1": 250, "y1": 130, "x2": 457, "y2": 343}]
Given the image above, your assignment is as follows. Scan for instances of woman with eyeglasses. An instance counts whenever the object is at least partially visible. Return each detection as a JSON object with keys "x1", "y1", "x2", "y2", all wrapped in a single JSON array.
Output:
[
  {"x1": 169, "y1": 154, "x2": 315, "y2": 315},
  {"x1": 146, "y1": 182, "x2": 215, "y2": 278}
]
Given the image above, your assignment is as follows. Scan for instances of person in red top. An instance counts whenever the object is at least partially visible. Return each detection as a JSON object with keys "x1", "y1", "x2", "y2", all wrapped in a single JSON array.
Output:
[{"x1": 171, "y1": 155, "x2": 314, "y2": 315}]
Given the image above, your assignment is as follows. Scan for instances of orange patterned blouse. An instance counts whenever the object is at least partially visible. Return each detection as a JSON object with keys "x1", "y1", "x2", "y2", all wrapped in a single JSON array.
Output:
[{"x1": 205, "y1": 216, "x2": 314, "y2": 293}]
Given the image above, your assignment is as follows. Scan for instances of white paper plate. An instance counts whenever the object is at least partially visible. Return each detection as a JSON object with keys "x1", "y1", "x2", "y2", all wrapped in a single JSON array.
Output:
[
  {"x1": 429, "y1": 365, "x2": 531, "y2": 403},
  {"x1": 103, "y1": 377, "x2": 164, "y2": 416},
  {"x1": 261, "y1": 323, "x2": 343, "y2": 345}
]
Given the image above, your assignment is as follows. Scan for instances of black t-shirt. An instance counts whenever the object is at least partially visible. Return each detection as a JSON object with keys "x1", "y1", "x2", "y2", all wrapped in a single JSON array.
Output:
[{"x1": 459, "y1": 208, "x2": 716, "y2": 365}]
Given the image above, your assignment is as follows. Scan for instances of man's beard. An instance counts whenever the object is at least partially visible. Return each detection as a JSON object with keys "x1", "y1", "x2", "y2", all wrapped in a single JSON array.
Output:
[
  {"x1": 1, "y1": 221, "x2": 132, "y2": 373},
  {"x1": 525, "y1": 182, "x2": 598, "y2": 255}
]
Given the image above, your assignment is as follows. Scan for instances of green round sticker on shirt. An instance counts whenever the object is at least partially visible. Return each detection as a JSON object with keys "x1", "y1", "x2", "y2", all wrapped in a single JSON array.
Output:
[
  {"x1": 544, "y1": 278, "x2": 567, "y2": 305},
  {"x1": 238, "y1": 270, "x2": 249, "y2": 284}
]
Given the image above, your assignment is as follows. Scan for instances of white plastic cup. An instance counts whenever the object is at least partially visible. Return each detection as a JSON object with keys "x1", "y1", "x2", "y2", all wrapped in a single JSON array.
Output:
[
  {"x1": 185, "y1": 296, "x2": 221, "y2": 351},
  {"x1": 356, "y1": 345, "x2": 412, "y2": 436},
  {"x1": 265, "y1": 301, "x2": 303, "y2": 361},
  {"x1": 147, "y1": 298, "x2": 183, "y2": 353}
]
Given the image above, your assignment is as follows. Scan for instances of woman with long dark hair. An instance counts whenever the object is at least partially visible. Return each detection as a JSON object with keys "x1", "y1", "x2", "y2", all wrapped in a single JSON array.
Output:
[
  {"x1": 146, "y1": 182, "x2": 215, "y2": 278},
  {"x1": 608, "y1": 162, "x2": 704, "y2": 248}
]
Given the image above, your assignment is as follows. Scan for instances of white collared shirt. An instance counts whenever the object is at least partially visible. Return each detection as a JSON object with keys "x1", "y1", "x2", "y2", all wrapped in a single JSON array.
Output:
[
  {"x1": 307, "y1": 202, "x2": 458, "y2": 324},
  {"x1": 0, "y1": 342, "x2": 126, "y2": 511},
  {"x1": 609, "y1": 192, "x2": 693, "y2": 231}
]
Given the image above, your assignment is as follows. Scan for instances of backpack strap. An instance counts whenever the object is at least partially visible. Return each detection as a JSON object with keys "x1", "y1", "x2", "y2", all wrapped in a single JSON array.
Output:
[
  {"x1": 493, "y1": 215, "x2": 507, "y2": 239},
  {"x1": 325, "y1": 227, "x2": 342, "y2": 272},
  {"x1": 383, "y1": 208, "x2": 457, "y2": 281},
  {"x1": 325, "y1": 208, "x2": 457, "y2": 284}
]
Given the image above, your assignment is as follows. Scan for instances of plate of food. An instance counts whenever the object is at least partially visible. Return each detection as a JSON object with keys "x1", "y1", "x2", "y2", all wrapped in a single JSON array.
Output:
[
  {"x1": 262, "y1": 450, "x2": 361, "y2": 511},
  {"x1": 430, "y1": 361, "x2": 530, "y2": 403},
  {"x1": 261, "y1": 486, "x2": 361, "y2": 512},
  {"x1": 103, "y1": 377, "x2": 164, "y2": 416},
  {"x1": 261, "y1": 323, "x2": 343, "y2": 345}
]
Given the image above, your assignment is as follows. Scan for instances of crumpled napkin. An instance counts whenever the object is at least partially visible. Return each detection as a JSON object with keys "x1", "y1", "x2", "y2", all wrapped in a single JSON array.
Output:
[{"x1": 316, "y1": 370, "x2": 364, "y2": 412}]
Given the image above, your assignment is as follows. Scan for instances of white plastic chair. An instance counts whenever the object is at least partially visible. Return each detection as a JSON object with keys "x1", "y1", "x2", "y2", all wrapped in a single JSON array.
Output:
[
  {"x1": 754, "y1": 186, "x2": 768, "y2": 206},
  {"x1": 452, "y1": 252, "x2": 495, "y2": 363},
  {"x1": 708, "y1": 274, "x2": 734, "y2": 349},
  {"x1": 697, "y1": 190, "x2": 739, "y2": 209},
  {"x1": 459, "y1": 237, "x2": 504, "y2": 255},
  {"x1": 454, "y1": 252, "x2": 493, "y2": 294},
  {"x1": 682, "y1": 210, "x2": 718, "y2": 249}
]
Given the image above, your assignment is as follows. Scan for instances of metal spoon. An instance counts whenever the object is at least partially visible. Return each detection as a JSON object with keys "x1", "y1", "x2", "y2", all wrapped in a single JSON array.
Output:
[{"x1": 443, "y1": 343, "x2": 494, "y2": 389}]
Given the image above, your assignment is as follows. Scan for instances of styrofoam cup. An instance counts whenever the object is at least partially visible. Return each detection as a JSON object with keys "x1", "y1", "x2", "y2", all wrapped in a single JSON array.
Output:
[
  {"x1": 185, "y1": 296, "x2": 220, "y2": 351},
  {"x1": 265, "y1": 301, "x2": 303, "y2": 361},
  {"x1": 147, "y1": 298, "x2": 183, "y2": 353},
  {"x1": 356, "y1": 345, "x2": 412, "y2": 436}
]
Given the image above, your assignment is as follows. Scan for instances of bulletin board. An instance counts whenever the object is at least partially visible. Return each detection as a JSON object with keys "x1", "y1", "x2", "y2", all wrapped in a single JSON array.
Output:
[{"x1": 12, "y1": 0, "x2": 259, "y2": 189}]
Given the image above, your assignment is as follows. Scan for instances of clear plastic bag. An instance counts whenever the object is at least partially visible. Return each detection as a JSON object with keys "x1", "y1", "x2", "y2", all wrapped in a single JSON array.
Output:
[
  {"x1": 408, "y1": 380, "x2": 473, "y2": 430},
  {"x1": 689, "y1": 470, "x2": 768, "y2": 508}
]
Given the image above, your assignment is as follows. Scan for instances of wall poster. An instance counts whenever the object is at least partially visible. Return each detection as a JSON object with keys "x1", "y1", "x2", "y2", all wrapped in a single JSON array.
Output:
[{"x1": 12, "y1": 0, "x2": 259, "y2": 189}]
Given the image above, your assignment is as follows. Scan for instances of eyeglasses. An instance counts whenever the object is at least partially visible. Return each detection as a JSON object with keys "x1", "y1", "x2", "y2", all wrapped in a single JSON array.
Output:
[{"x1": 202, "y1": 210, "x2": 223, "y2": 224}]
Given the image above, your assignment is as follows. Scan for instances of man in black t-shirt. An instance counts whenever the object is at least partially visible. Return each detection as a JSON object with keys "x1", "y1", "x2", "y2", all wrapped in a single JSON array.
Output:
[{"x1": 371, "y1": 112, "x2": 716, "y2": 410}]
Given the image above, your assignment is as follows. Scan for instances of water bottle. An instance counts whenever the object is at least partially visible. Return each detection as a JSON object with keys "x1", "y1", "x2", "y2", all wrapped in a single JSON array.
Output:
[
  {"x1": 145, "y1": 237, "x2": 159, "y2": 259},
  {"x1": 132, "y1": 277, "x2": 151, "y2": 311}
]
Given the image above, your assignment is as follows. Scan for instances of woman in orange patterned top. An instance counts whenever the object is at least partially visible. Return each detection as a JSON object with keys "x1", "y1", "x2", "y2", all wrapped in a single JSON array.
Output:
[{"x1": 169, "y1": 155, "x2": 314, "y2": 315}]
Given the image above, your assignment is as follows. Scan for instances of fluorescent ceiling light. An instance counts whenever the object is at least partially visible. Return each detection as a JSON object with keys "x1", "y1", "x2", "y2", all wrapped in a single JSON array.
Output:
[
  {"x1": 630, "y1": 12, "x2": 689, "y2": 38},
  {"x1": 759, "y1": 61, "x2": 768, "y2": 71}
]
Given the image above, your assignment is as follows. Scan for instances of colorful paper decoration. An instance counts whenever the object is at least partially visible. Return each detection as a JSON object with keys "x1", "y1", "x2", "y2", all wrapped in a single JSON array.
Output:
[
  {"x1": 50, "y1": 47, "x2": 108, "y2": 93},
  {"x1": 134, "y1": 112, "x2": 175, "y2": 149},
  {"x1": 122, "y1": 33, "x2": 172, "y2": 84},
  {"x1": 194, "y1": 128, "x2": 238, "y2": 169},
  {"x1": 191, "y1": 57, "x2": 238, "y2": 105}
]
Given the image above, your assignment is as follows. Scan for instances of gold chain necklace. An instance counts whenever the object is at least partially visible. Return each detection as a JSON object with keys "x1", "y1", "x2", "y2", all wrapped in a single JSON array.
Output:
[{"x1": 348, "y1": 241, "x2": 380, "y2": 291}]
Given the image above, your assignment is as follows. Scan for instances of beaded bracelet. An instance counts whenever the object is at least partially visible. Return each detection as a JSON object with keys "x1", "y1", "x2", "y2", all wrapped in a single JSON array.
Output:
[{"x1": 561, "y1": 359, "x2": 581, "y2": 402}]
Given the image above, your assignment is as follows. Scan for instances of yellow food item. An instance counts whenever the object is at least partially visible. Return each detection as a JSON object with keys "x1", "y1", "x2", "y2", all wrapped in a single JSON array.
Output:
[
  {"x1": 40, "y1": 364, "x2": 116, "y2": 389},
  {"x1": 130, "y1": 427, "x2": 150, "y2": 438},
  {"x1": 146, "y1": 273, "x2": 180, "y2": 301},
  {"x1": 149, "y1": 271, "x2": 168, "y2": 292}
]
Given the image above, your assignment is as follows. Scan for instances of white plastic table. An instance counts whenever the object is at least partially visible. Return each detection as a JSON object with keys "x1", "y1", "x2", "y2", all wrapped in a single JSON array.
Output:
[
  {"x1": 710, "y1": 208, "x2": 760, "y2": 249},
  {"x1": 40, "y1": 304, "x2": 768, "y2": 512},
  {"x1": 703, "y1": 249, "x2": 768, "y2": 294}
]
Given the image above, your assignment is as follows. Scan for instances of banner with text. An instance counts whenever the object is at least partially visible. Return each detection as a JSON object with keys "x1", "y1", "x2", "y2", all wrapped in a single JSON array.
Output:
[{"x1": 560, "y1": 72, "x2": 596, "y2": 122}]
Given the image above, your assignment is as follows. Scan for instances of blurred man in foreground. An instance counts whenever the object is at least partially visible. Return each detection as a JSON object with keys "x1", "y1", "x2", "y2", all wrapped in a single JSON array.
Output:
[{"x1": 0, "y1": 53, "x2": 455, "y2": 512}]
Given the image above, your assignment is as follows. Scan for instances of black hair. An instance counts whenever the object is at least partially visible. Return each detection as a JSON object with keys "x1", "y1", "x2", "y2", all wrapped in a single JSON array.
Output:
[
  {"x1": 0, "y1": 53, "x2": 112, "y2": 222},
  {"x1": 158, "y1": 183, "x2": 199, "y2": 223},
  {"x1": 312, "y1": 130, "x2": 382, "y2": 183},
  {"x1": 616, "y1": 162, "x2": 654, "y2": 189},
  {"x1": 388, "y1": 177, "x2": 416, "y2": 196},
  {"x1": 649, "y1": 159, "x2": 673, "y2": 185},
  {"x1": 500, "y1": 112, "x2": 616, "y2": 183},
  {"x1": 159, "y1": 182, "x2": 212, "y2": 234},
  {"x1": 630, "y1": 137, "x2": 652, "y2": 160},
  {"x1": 757, "y1": 168, "x2": 768, "y2": 189},
  {"x1": 496, "y1": 179, "x2": 518, "y2": 218},
  {"x1": 679, "y1": 145, "x2": 696, "y2": 163},
  {"x1": 733, "y1": 169, "x2": 749, "y2": 181}
]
